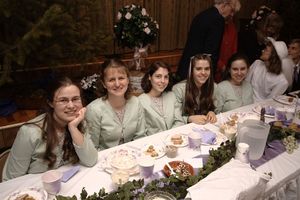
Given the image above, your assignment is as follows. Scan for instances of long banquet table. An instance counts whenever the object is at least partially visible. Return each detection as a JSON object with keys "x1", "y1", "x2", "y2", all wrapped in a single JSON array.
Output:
[{"x1": 0, "y1": 98, "x2": 300, "y2": 200}]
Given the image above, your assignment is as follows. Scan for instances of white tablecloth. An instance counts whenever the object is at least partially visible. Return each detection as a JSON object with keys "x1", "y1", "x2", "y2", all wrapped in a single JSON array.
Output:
[{"x1": 0, "y1": 99, "x2": 299, "y2": 200}]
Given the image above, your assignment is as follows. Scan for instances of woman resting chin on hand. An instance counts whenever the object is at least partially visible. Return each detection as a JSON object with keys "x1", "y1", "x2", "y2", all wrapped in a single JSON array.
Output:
[{"x1": 173, "y1": 54, "x2": 217, "y2": 125}]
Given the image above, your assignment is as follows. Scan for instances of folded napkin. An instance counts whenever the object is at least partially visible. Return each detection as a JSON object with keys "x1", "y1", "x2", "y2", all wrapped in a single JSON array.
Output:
[
  {"x1": 192, "y1": 127, "x2": 216, "y2": 145},
  {"x1": 186, "y1": 159, "x2": 271, "y2": 200}
]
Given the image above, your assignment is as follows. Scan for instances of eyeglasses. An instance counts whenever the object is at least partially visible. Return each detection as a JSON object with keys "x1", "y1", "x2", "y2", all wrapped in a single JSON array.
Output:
[{"x1": 55, "y1": 96, "x2": 82, "y2": 106}]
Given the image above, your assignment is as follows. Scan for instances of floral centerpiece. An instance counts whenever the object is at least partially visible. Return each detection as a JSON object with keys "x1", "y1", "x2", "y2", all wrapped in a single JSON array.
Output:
[
  {"x1": 80, "y1": 74, "x2": 100, "y2": 104},
  {"x1": 114, "y1": 4, "x2": 159, "y2": 49}
]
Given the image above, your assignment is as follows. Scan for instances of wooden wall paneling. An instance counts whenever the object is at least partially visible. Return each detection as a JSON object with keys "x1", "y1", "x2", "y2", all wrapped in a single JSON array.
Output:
[
  {"x1": 159, "y1": 0, "x2": 177, "y2": 51},
  {"x1": 144, "y1": 0, "x2": 159, "y2": 52},
  {"x1": 176, "y1": 0, "x2": 191, "y2": 48},
  {"x1": 93, "y1": 0, "x2": 115, "y2": 55}
]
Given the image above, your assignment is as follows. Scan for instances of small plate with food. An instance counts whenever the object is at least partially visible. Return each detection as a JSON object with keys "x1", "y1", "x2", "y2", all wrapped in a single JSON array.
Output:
[
  {"x1": 273, "y1": 95, "x2": 296, "y2": 105},
  {"x1": 141, "y1": 144, "x2": 165, "y2": 159},
  {"x1": 163, "y1": 161, "x2": 194, "y2": 177},
  {"x1": 252, "y1": 105, "x2": 275, "y2": 118},
  {"x1": 5, "y1": 187, "x2": 47, "y2": 200},
  {"x1": 165, "y1": 133, "x2": 188, "y2": 147}
]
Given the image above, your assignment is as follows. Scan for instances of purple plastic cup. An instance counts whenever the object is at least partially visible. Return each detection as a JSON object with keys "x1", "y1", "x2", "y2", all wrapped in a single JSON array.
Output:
[
  {"x1": 188, "y1": 132, "x2": 202, "y2": 150},
  {"x1": 41, "y1": 170, "x2": 63, "y2": 194},
  {"x1": 138, "y1": 157, "x2": 155, "y2": 178}
]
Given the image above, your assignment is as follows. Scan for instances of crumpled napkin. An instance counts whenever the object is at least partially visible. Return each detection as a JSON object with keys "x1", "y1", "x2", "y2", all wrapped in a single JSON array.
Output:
[
  {"x1": 186, "y1": 159, "x2": 271, "y2": 200},
  {"x1": 192, "y1": 127, "x2": 216, "y2": 145}
]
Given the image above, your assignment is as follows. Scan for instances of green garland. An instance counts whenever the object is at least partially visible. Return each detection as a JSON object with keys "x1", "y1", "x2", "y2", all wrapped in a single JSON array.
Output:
[
  {"x1": 56, "y1": 122, "x2": 300, "y2": 200},
  {"x1": 56, "y1": 140, "x2": 236, "y2": 200}
]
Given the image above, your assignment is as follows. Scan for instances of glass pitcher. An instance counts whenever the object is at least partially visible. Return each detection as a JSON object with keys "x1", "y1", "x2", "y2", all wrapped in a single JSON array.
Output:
[{"x1": 236, "y1": 119, "x2": 270, "y2": 160}]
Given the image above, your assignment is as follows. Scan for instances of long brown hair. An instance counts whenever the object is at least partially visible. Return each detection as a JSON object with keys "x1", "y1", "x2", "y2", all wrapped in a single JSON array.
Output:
[
  {"x1": 42, "y1": 76, "x2": 82, "y2": 168},
  {"x1": 99, "y1": 58, "x2": 132, "y2": 100},
  {"x1": 183, "y1": 54, "x2": 215, "y2": 115},
  {"x1": 265, "y1": 40, "x2": 282, "y2": 75}
]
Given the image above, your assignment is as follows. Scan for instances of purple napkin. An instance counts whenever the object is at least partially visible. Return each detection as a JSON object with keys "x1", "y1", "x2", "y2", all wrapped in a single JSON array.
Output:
[
  {"x1": 62, "y1": 165, "x2": 80, "y2": 182},
  {"x1": 192, "y1": 127, "x2": 217, "y2": 145},
  {"x1": 264, "y1": 106, "x2": 275, "y2": 116}
]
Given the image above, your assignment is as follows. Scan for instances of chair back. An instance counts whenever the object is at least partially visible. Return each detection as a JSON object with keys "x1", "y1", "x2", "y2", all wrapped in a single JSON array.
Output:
[{"x1": 0, "y1": 149, "x2": 10, "y2": 182}]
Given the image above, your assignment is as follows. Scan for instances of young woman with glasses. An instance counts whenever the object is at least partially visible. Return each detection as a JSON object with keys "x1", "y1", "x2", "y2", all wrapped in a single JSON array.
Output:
[{"x1": 3, "y1": 77, "x2": 97, "y2": 181}]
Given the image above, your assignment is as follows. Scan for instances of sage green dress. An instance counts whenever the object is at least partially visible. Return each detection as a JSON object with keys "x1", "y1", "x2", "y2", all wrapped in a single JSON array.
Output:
[
  {"x1": 2, "y1": 114, "x2": 98, "y2": 181},
  {"x1": 85, "y1": 96, "x2": 146, "y2": 150},
  {"x1": 138, "y1": 92, "x2": 185, "y2": 135}
]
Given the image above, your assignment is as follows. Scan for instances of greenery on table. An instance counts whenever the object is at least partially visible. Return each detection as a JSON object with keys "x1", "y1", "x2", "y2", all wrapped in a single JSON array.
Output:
[
  {"x1": 268, "y1": 121, "x2": 300, "y2": 153},
  {"x1": 56, "y1": 140, "x2": 236, "y2": 200},
  {"x1": 55, "y1": 123, "x2": 300, "y2": 200}
]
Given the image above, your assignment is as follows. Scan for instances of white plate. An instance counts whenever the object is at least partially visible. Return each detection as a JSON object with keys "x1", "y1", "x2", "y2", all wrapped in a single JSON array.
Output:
[
  {"x1": 99, "y1": 149, "x2": 140, "y2": 175},
  {"x1": 252, "y1": 105, "x2": 275, "y2": 118},
  {"x1": 229, "y1": 112, "x2": 260, "y2": 123},
  {"x1": 141, "y1": 144, "x2": 165, "y2": 159},
  {"x1": 5, "y1": 187, "x2": 47, "y2": 200},
  {"x1": 165, "y1": 134, "x2": 188, "y2": 147},
  {"x1": 288, "y1": 90, "x2": 300, "y2": 98},
  {"x1": 273, "y1": 95, "x2": 296, "y2": 105}
]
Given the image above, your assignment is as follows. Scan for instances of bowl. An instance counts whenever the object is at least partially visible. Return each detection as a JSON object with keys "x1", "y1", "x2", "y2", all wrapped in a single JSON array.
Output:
[
  {"x1": 163, "y1": 161, "x2": 194, "y2": 177},
  {"x1": 144, "y1": 191, "x2": 176, "y2": 200},
  {"x1": 109, "y1": 149, "x2": 138, "y2": 172}
]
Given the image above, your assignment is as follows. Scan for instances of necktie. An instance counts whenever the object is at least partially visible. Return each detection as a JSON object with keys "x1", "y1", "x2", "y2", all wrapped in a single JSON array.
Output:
[{"x1": 294, "y1": 65, "x2": 299, "y2": 83}]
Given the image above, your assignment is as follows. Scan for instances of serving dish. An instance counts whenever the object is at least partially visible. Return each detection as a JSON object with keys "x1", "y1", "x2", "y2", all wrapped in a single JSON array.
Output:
[
  {"x1": 144, "y1": 191, "x2": 176, "y2": 200},
  {"x1": 99, "y1": 149, "x2": 140, "y2": 175},
  {"x1": 163, "y1": 161, "x2": 194, "y2": 177},
  {"x1": 5, "y1": 187, "x2": 47, "y2": 200}
]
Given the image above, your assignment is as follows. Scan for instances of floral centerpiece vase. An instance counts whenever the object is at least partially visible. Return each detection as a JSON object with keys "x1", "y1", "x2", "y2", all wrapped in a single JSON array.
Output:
[{"x1": 114, "y1": 4, "x2": 159, "y2": 95}]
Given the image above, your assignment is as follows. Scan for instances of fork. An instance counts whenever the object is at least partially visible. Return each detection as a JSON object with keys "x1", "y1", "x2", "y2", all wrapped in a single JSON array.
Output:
[{"x1": 166, "y1": 162, "x2": 176, "y2": 176}]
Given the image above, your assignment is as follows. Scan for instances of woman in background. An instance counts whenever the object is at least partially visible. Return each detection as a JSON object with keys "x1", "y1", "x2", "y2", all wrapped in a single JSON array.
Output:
[
  {"x1": 215, "y1": 53, "x2": 253, "y2": 113},
  {"x1": 3, "y1": 77, "x2": 97, "y2": 181},
  {"x1": 246, "y1": 38, "x2": 288, "y2": 102},
  {"x1": 138, "y1": 61, "x2": 184, "y2": 135},
  {"x1": 85, "y1": 58, "x2": 145, "y2": 150},
  {"x1": 173, "y1": 54, "x2": 217, "y2": 124}
]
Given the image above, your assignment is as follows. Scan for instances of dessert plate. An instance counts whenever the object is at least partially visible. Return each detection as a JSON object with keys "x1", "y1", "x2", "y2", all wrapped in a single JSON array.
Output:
[
  {"x1": 141, "y1": 144, "x2": 165, "y2": 159},
  {"x1": 273, "y1": 95, "x2": 296, "y2": 105},
  {"x1": 252, "y1": 105, "x2": 275, "y2": 118},
  {"x1": 165, "y1": 134, "x2": 188, "y2": 147}
]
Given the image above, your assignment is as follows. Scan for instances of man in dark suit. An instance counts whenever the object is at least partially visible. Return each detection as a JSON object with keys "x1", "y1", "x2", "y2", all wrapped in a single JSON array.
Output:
[
  {"x1": 288, "y1": 39, "x2": 300, "y2": 91},
  {"x1": 176, "y1": 0, "x2": 239, "y2": 81}
]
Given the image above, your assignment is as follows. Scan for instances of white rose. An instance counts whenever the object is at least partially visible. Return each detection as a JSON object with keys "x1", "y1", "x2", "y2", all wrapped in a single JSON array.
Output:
[
  {"x1": 143, "y1": 22, "x2": 148, "y2": 27},
  {"x1": 125, "y1": 12, "x2": 132, "y2": 20},
  {"x1": 144, "y1": 27, "x2": 151, "y2": 34},
  {"x1": 142, "y1": 8, "x2": 147, "y2": 16},
  {"x1": 131, "y1": 4, "x2": 136, "y2": 9},
  {"x1": 156, "y1": 23, "x2": 159, "y2": 29},
  {"x1": 117, "y1": 12, "x2": 122, "y2": 20}
]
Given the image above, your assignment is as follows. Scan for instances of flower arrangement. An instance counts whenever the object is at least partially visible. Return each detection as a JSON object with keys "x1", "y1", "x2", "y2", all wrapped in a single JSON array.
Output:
[
  {"x1": 80, "y1": 74, "x2": 100, "y2": 103},
  {"x1": 114, "y1": 4, "x2": 159, "y2": 49}
]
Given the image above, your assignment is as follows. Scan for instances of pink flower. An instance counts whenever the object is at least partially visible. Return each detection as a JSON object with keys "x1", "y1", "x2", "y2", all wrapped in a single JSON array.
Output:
[{"x1": 144, "y1": 27, "x2": 151, "y2": 34}]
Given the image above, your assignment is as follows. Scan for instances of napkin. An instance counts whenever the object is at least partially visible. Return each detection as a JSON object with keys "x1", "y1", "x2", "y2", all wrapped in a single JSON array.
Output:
[
  {"x1": 186, "y1": 159, "x2": 271, "y2": 200},
  {"x1": 62, "y1": 165, "x2": 80, "y2": 182},
  {"x1": 192, "y1": 127, "x2": 216, "y2": 145}
]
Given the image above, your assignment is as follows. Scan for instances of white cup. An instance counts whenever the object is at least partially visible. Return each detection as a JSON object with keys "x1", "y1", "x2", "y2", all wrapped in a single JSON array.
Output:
[
  {"x1": 138, "y1": 157, "x2": 155, "y2": 178},
  {"x1": 41, "y1": 170, "x2": 63, "y2": 194},
  {"x1": 235, "y1": 143, "x2": 250, "y2": 163},
  {"x1": 188, "y1": 132, "x2": 202, "y2": 150}
]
